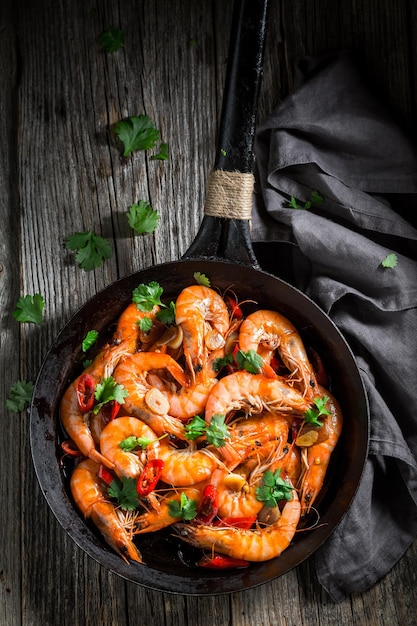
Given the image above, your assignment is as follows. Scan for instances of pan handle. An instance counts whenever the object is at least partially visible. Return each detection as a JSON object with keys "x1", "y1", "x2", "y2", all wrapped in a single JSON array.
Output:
[{"x1": 183, "y1": 0, "x2": 269, "y2": 267}]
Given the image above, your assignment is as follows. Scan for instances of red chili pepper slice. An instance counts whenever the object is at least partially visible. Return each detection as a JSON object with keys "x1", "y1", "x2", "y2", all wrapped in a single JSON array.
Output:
[
  {"x1": 136, "y1": 459, "x2": 164, "y2": 497},
  {"x1": 98, "y1": 464, "x2": 114, "y2": 486},
  {"x1": 215, "y1": 515, "x2": 256, "y2": 529},
  {"x1": 100, "y1": 400, "x2": 120, "y2": 422},
  {"x1": 226, "y1": 295, "x2": 243, "y2": 319},
  {"x1": 76, "y1": 373, "x2": 95, "y2": 413},
  {"x1": 60, "y1": 439, "x2": 83, "y2": 457},
  {"x1": 195, "y1": 484, "x2": 219, "y2": 524},
  {"x1": 197, "y1": 555, "x2": 250, "y2": 569}
]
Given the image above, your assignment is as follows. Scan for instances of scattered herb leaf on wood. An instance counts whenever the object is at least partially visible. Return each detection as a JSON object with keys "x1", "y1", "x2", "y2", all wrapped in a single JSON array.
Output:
[
  {"x1": 127, "y1": 200, "x2": 159, "y2": 234},
  {"x1": 6, "y1": 380, "x2": 35, "y2": 413},
  {"x1": 151, "y1": 142, "x2": 169, "y2": 161},
  {"x1": 114, "y1": 115, "x2": 160, "y2": 156},
  {"x1": 13, "y1": 294, "x2": 44, "y2": 324},
  {"x1": 99, "y1": 27, "x2": 125, "y2": 53},
  {"x1": 66, "y1": 230, "x2": 112, "y2": 271}
]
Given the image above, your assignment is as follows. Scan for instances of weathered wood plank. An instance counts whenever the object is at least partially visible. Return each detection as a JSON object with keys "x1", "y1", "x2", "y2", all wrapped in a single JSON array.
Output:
[{"x1": 0, "y1": 2, "x2": 22, "y2": 624}]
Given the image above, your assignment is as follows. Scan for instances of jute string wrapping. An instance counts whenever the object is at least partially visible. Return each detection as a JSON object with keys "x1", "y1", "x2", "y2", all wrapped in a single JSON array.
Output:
[{"x1": 203, "y1": 170, "x2": 254, "y2": 220}]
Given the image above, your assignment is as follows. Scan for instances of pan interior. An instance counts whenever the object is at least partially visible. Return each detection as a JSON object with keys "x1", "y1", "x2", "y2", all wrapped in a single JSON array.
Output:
[{"x1": 30, "y1": 259, "x2": 369, "y2": 595}]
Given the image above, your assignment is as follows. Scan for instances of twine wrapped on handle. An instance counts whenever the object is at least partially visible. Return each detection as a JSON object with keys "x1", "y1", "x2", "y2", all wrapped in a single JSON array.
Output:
[{"x1": 203, "y1": 170, "x2": 254, "y2": 220}]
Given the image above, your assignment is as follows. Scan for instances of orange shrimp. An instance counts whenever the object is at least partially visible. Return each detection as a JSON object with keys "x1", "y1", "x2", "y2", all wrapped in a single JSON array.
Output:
[
  {"x1": 271, "y1": 444, "x2": 302, "y2": 487},
  {"x1": 175, "y1": 285, "x2": 230, "y2": 379},
  {"x1": 113, "y1": 351, "x2": 216, "y2": 421},
  {"x1": 70, "y1": 458, "x2": 142, "y2": 563},
  {"x1": 238, "y1": 310, "x2": 318, "y2": 399},
  {"x1": 110, "y1": 301, "x2": 161, "y2": 352},
  {"x1": 219, "y1": 411, "x2": 291, "y2": 468},
  {"x1": 60, "y1": 344, "x2": 127, "y2": 468},
  {"x1": 133, "y1": 487, "x2": 202, "y2": 534},
  {"x1": 205, "y1": 370, "x2": 311, "y2": 423},
  {"x1": 112, "y1": 352, "x2": 188, "y2": 439},
  {"x1": 298, "y1": 387, "x2": 343, "y2": 514},
  {"x1": 60, "y1": 302, "x2": 161, "y2": 465},
  {"x1": 212, "y1": 465, "x2": 264, "y2": 520},
  {"x1": 99, "y1": 416, "x2": 160, "y2": 479},
  {"x1": 157, "y1": 440, "x2": 219, "y2": 487},
  {"x1": 176, "y1": 489, "x2": 301, "y2": 562}
]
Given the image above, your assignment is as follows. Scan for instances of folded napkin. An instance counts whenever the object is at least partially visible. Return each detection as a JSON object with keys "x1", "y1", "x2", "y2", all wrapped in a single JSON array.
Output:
[{"x1": 252, "y1": 49, "x2": 417, "y2": 602}]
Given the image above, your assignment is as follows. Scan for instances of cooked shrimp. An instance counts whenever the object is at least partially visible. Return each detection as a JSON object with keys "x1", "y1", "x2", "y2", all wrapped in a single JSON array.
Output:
[
  {"x1": 60, "y1": 302, "x2": 160, "y2": 465},
  {"x1": 60, "y1": 344, "x2": 128, "y2": 468},
  {"x1": 133, "y1": 487, "x2": 202, "y2": 534},
  {"x1": 205, "y1": 370, "x2": 311, "y2": 423},
  {"x1": 112, "y1": 352, "x2": 188, "y2": 439},
  {"x1": 99, "y1": 416, "x2": 160, "y2": 479},
  {"x1": 212, "y1": 466, "x2": 264, "y2": 519},
  {"x1": 219, "y1": 411, "x2": 291, "y2": 468},
  {"x1": 175, "y1": 285, "x2": 230, "y2": 379},
  {"x1": 70, "y1": 458, "x2": 142, "y2": 563},
  {"x1": 176, "y1": 489, "x2": 301, "y2": 562},
  {"x1": 166, "y1": 372, "x2": 217, "y2": 420},
  {"x1": 112, "y1": 302, "x2": 162, "y2": 352},
  {"x1": 298, "y1": 388, "x2": 343, "y2": 514},
  {"x1": 113, "y1": 350, "x2": 216, "y2": 421},
  {"x1": 158, "y1": 440, "x2": 219, "y2": 487},
  {"x1": 239, "y1": 310, "x2": 317, "y2": 399},
  {"x1": 271, "y1": 444, "x2": 302, "y2": 487}
]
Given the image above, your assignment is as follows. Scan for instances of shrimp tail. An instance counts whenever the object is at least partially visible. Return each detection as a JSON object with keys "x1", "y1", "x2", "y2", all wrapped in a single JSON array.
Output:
[{"x1": 90, "y1": 503, "x2": 142, "y2": 563}]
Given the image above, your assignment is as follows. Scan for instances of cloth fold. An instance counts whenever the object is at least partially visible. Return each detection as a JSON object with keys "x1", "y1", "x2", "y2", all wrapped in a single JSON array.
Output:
[{"x1": 252, "y1": 49, "x2": 417, "y2": 601}]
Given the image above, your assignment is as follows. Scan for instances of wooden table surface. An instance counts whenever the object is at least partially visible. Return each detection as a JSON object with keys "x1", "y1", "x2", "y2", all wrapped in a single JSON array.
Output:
[{"x1": 2, "y1": 1, "x2": 417, "y2": 624}]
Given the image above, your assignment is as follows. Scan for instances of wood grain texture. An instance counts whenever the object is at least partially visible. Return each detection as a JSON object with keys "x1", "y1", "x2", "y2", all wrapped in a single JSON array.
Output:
[{"x1": 1, "y1": 0, "x2": 416, "y2": 624}]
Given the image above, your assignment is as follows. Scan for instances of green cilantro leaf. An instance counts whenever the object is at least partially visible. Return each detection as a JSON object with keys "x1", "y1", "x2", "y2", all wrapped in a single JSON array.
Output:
[
  {"x1": 311, "y1": 190, "x2": 324, "y2": 205},
  {"x1": 93, "y1": 376, "x2": 128, "y2": 414},
  {"x1": 138, "y1": 316, "x2": 153, "y2": 332},
  {"x1": 108, "y1": 476, "x2": 139, "y2": 510},
  {"x1": 235, "y1": 349, "x2": 263, "y2": 374},
  {"x1": 82, "y1": 330, "x2": 99, "y2": 352},
  {"x1": 193, "y1": 272, "x2": 210, "y2": 286},
  {"x1": 381, "y1": 253, "x2": 398, "y2": 269},
  {"x1": 13, "y1": 294, "x2": 44, "y2": 324},
  {"x1": 6, "y1": 380, "x2": 34, "y2": 413},
  {"x1": 127, "y1": 200, "x2": 159, "y2": 235},
  {"x1": 212, "y1": 353, "x2": 234, "y2": 373},
  {"x1": 132, "y1": 281, "x2": 164, "y2": 312},
  {"x1": 304, "y1": 395, "x2": 330, "y2": 427},
  {"x1": 168, "y1": 492, "x2": 197, "y2": 520},
  {"x1": 151, "y1": 142, "x2": 169, "y2": 161},
  {"x1": 185, "y1": 415, "x2": 207, "y2": 441},
  {"x1": 114, "y1": 115, "x2": 160, "y2": 157},
  {"x1": 82, "y1": 359, "x2": 93, "y2": 368},
  {"x1": 286, "y1": 191, "x2": 324, "y2": 211},
  {"x1": 206, "y1": 414, "x2": 231, "y2": 448},
  {"x1": 99, "y1": 27, "x2": 125, "y2": 53},
  {"x1": 66, "y1": 230, "x2": 112, "y2": 271},
  {"x1": 156, "y1": 301, "x2": 175, "y2": 325},
  {"x1": 132, "y1": 281, "x2": 175, "y2": 324},
  {"x1": 255, "y1": 469, "x2": 294, "y2": 507}
]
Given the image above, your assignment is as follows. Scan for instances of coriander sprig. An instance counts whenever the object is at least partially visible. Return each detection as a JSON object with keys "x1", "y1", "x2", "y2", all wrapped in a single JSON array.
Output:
[
  {"x1": 132, "y1": 281, "x2": 175, "y2": 325},
  {"x1": 304, "y1": 395, "x2": 331, "y2": 427}
]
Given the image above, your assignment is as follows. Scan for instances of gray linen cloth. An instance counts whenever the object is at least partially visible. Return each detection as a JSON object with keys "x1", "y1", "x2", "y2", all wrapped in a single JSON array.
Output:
[{"x1": 251, "y1": 49, "x2": 417, "y2": 602}]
